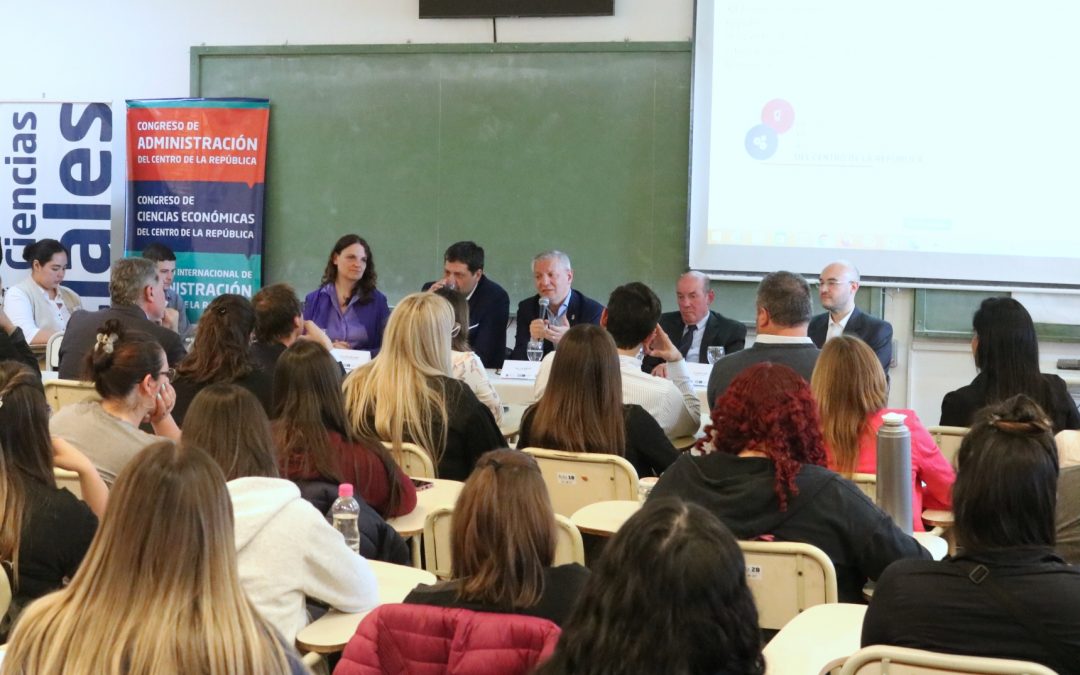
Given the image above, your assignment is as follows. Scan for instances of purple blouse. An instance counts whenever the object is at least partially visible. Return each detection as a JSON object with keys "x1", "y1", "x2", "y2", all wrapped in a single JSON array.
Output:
[{"x1": 303, "y1": 283, "x2": 390, "y2": 354}]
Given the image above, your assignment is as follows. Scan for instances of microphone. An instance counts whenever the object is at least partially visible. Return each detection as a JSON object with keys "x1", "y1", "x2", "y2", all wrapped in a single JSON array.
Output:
[{"x1": 538, "y1": 297, "x2": 550, "y2": 321}]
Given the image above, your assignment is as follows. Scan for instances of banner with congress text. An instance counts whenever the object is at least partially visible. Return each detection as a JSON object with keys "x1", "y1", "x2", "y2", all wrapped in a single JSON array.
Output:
[
  {"x1": 124, "y1": 98, "x2": 269, "y2": 324},
  {"x1": 0, "y1": 101, "x2": 113, "y2": 308}
]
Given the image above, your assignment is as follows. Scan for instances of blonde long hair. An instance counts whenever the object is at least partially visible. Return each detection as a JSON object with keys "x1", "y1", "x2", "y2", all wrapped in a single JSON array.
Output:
[
  {"x1": 810, "y1": 335, "x2": 888, "y2": 475},
  {"x1": 342, "y1": 292, "x2": 453, "y2": 471},
  {"x1": 1, "y1": 442, "x2": 294, "y2": 675}
]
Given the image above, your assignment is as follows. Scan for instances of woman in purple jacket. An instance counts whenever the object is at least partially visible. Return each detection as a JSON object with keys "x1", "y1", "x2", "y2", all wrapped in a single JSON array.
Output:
[{"x1": 303, "y1": 234, "x2": 390, "y2": 354}]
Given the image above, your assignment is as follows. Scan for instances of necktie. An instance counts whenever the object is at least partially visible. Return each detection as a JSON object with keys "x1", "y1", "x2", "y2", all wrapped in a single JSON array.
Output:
[{"x1": 677, "y1": 324, "x2": 697, "y2": 359}]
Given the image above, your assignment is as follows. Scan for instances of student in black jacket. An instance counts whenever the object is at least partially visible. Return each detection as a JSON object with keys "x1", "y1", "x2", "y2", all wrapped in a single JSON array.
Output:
[
  {"x1": 650, "y1": 361, "x2": 927, "y2": 602},
  {"x1": 864, "y1": 395, "x2": 1080, "y2": 674}
]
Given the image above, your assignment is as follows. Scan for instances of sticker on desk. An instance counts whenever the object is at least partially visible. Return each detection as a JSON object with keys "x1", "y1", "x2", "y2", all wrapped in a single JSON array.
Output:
[
  {"x1": 556, "y1": 472, "x2": 577, "y2": 485},
  {"x1": 745, "y1": 564, "x2": 762, "y2": 580},
  {"x1": 682, "y1": 362, "x2": 713, "y2": 388},
  {"x1": 499, "y1": 360, "x2": 542, "y2": 381},
  {"x1": 330, "y1": 349, "x2": 371, "y2": 373}
]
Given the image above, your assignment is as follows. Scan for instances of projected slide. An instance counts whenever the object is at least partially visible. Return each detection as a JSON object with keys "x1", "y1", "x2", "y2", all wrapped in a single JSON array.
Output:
[{"x1": 688, "y1": 0, "x2": 1080, "y2": 286}]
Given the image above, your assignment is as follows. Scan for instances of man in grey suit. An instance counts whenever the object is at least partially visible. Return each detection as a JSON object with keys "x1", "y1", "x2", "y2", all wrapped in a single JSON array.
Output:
[
  {"x1": 808, "y1": 260, "x2": 893, "y2": 375},
  {"x1": 641, "y1": 271, "x2": 746, "y2": 375},
  {"x1": 705, "y1": 271, "x2": 819, "y2": 407}
]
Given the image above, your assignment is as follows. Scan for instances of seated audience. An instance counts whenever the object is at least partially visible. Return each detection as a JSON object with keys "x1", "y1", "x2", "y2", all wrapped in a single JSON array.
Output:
[
  {"x1": 405, "y1": 449, "x2": 589, "y2": 625},
  {"x1": 536, "y1": 498, "x2": 764, "y2": 675},
  {"x1": 58, "y1": 257, "x2": 185, "y2": 378},
  {"x1": 1055, "y1": 430, "x2": 1080, "y2": 564},
  {"x1": 171, "y1": 293, "x2": 273, "y2": 425},
  {"x1": 510, "y1": 250, "x2": 603, "y2": 361},
  {"x1": 535, "y1": 282, "x2": 700, "y2": 439},
  {"x1": 423, "y1": 240, "x2": 510, "y2": 368},
  {"x1": 812, "y1": 335, "x2": 954, "y2": 531},
  {"x1": 641, "y1": 271, "x2": 747, "y2": 373},
  {"x1": 518, "y1": 324, "x2": 679, "y2": 477},
  {"x1": 706, "y1": 270, "x2": 819, "y2": 406},
  {"x1": 0, "y1": 441, "x2": 307, "y2": 674},
  {"x1": 0, "y1": 362, "x2": 104, "y2": 634},
  {"x1": 272, "y1": 340, "x2": 416, "y2": 518},
  {"x1": 862, "y1": 396, "x2": 1080, "y2": 672},
  {"x1": 183, "y1": 383, "x2": 378, "y2": 644},
  {"x1": 651, "y1": 362, "x2": 928, "y2": 602},
  {"x1": 250, "y1": 282, "x2": 332, "y2": 376},
  {"x1": 808, "y1": 261, "x2": 893, "y2": 374},
  {"x1": 941, "y1": 297, "x2": 1080, "y2": 432},
  {"x1": 0, "y1": 275, "x2": 39, "y2": 372},
  {"x1": 141, "y1": 242, "x2": 191, "y2": 335},
  {"x1": 304, "y1": 234, "x2": 390, "y2": 353},
  {"x1": 50, "y1": 319, "x2": 181, "y2": 485},
  {"x1": 434, "y1": 286, "x2": 503, "y2": 423},
  {"x1": 4, "y1": 238, "x2": 82, "y2": 345},
  {"x1": 342, "y1": 292, "x2": 504, "y2": 481}
]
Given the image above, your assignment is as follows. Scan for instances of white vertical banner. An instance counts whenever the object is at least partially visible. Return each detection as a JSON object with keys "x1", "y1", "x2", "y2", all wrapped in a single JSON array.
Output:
[{"x1": 0, "y1": 102, "x2": 113, "y2": 308}]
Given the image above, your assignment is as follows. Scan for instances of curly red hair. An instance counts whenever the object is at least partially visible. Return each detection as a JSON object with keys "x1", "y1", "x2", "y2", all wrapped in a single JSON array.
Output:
[{"x1": 699, "y1": 362, "x2": 827, "y2": 510}]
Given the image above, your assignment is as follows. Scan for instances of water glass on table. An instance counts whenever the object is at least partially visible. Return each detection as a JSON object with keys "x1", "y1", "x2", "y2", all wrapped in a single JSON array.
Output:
[
  {"x1": 526, "y1": 340, "x2": 544, "y2": 362},
  {"x1": 706, "y1": 346, "x2": 726, "y2": 364}
]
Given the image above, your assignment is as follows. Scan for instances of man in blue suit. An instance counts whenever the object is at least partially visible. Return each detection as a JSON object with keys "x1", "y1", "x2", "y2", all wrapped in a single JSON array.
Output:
[
  {"x1": 509, "y1": 250, "x2": 603, "y2": 361},
  {"x1": 423, "y1": 241, "x2": 510, "y2": 369},
  {"x1": 808, "y1": 260, "x2": 893, "y2": 375}
]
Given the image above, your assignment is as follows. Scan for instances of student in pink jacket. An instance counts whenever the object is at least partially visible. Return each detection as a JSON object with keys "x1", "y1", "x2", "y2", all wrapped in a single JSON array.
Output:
[{"x1": 812, "y1": 336, "x2": 954, "y2": 531}]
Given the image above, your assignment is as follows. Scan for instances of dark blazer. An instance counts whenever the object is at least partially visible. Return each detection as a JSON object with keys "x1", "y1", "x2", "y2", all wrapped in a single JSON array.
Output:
[
  {"x1": 58, "y1": 304, "x2": 186, "y2": 380},
  {"x1": 423, "y1": 274, "x2": 510, "y2": 369},
  {"x1": 509, "y1": 289, "x2": 604, "y2": 361},
  {"x1": 941, "y1": 371, "x2": 1080, "y2": 433},
  {"x1": 642, "y1": 310, "x2": 747, "y2": 372},
  {"x1": 809, "y1": 306, "x2": 893, "y2": 373}
]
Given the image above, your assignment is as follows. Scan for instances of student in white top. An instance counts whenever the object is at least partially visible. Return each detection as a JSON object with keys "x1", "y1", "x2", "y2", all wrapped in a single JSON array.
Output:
[
  {"x1": 534, "y1": 282, "x2": 700, "y2": 439},
  {"x1": 183, "y1": 382, "x2": 378, "y2": 644},
  {"x1": 4, "y1": 239, "x2": 82, "y2": 345},
  {"x1": 433, "y1": 286, "x2": 502, "y2": 423}
]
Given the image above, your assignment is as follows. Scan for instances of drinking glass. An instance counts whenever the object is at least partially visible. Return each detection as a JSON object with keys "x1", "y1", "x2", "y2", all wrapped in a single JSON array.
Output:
[
  {"x1": 706, "y1": 346, "x2": 726, "y2": 365},
  {"x1": 526, "y1": 340, "x2": 544, "y2": 362}
]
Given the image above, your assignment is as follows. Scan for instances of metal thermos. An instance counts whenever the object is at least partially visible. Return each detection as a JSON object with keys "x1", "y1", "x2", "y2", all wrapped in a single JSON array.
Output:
[{"x1": 876, "y1": 412, "x2": 913, "y2": 535}]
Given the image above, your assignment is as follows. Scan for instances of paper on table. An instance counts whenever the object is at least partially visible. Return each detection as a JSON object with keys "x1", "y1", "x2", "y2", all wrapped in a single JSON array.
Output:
[
  {"x1": 682, "y1": 362, "x2": 713, "y2": 388},
  {"x1": 330, "y1": 348, "x2": 371, "y2": 373},
  {"x1": 499, "y1": 360, "x2": 542, "y2": 381}
]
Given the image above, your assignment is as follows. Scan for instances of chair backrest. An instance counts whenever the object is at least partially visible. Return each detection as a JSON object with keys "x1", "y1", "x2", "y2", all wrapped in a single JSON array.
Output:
[
  {"x1": 852, "y1": 472, "x2": 877, "y2": 502},
  {"x1": 520, "y1": 447, "x2": 638, "y2": 517},
  {"x1": 381, "y1": 441, "x2": 435, "y2": 479},
  {"x1": 423, "y1": 506, "x2": 585, "y2": 579},
  {"x1": 738, "y1": 540, "x2": 838, "y2": 631},
  {"x1": 45, "y1": 331, "x2": 64, "y2": 372},
  {"x1": 928, "y1": 426, "x2": 969, "y2": 467},
  {"x1": 43, "y1": 379, "x2": 100, "y2": 412},
  {"x1": 840, "y1": 645, "x2": 1058, "y2": 675},
  {"x1": 54, "y1": 468, "x2": 83, "y2": 499}
]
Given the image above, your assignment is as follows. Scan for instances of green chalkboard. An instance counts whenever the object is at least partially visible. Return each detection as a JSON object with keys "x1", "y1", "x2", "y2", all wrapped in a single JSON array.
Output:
[{"x1": 191, "y1": 43, "x2": 692, "y2": 308}]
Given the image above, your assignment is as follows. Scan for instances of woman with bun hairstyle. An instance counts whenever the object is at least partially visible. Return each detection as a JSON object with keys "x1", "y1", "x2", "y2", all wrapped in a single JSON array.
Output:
[
  {"x1": 3, "y1": 238, "x2": 82, "y2": 345},
  {"x1": 404, "y1": 449, "x2": 589, "y2": 625},
  {"x1": 863, "y1": 395, "x2": 1080, "y2": 671},
  {"x1": 812, "y1": 335, "x2": 954, "y2": 531},
  {"x1": 1, "y1": 441, "x2": 307, "y2": 674},
  {"x1": 304, "y1": 234, "x2": 390, "y2": 353},
  {"x1": 536, "y1": 498, "x2": 764, "y2": 675},
  {"x1": 170, "y1": 293, "x2": 272, "y2": 426},
  {"x1": 49, "y1": 319, "x2": 180, "y2": 485},
  {"x1": 0, "y1": 362, "x2": 104, "y2": 635},
  {"x1": 273, "y1": 339, "x2": 416, "y2": 518}
]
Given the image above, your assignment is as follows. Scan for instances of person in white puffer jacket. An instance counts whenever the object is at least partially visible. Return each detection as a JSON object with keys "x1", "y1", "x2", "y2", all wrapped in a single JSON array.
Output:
[{"x1": 183, "y1": 382, "x2": 378, "y2": 643}]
